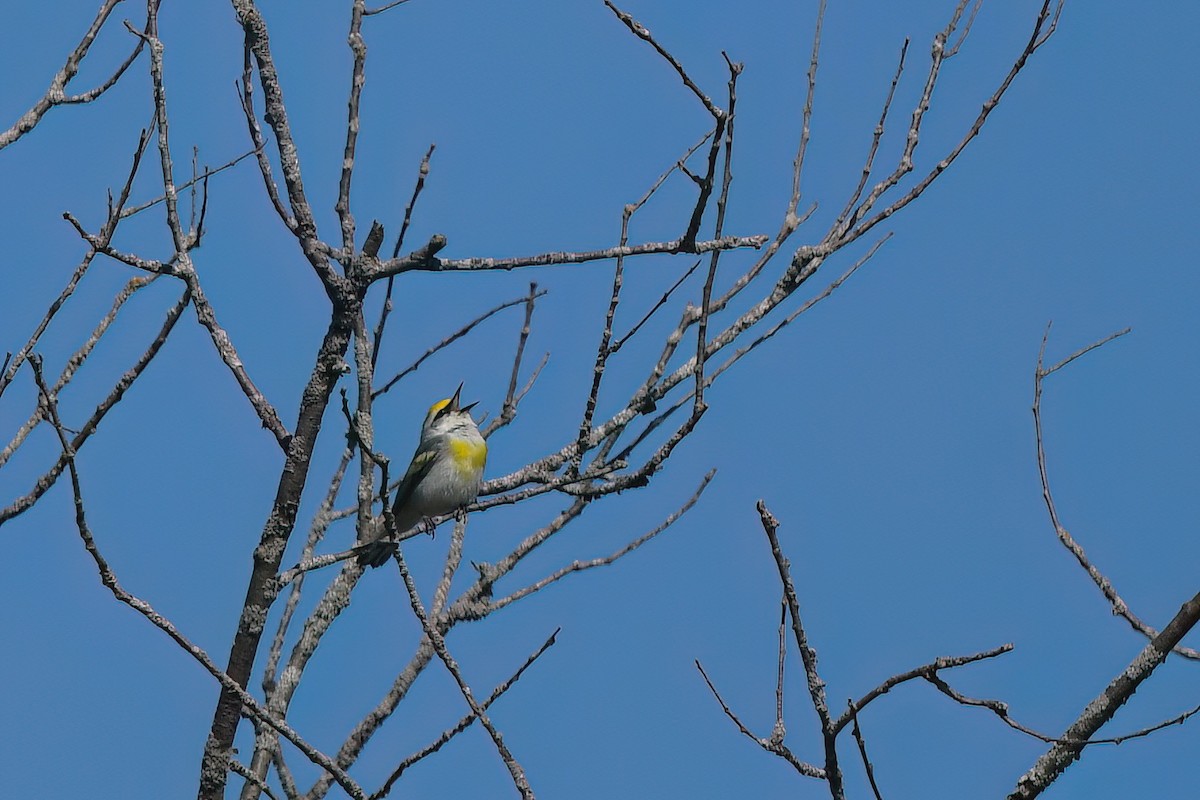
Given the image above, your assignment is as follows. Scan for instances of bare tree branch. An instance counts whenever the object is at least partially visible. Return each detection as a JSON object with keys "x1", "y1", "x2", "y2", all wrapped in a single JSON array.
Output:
[
  {"x1": 239, "y1": 222, "x2": 391, "y2": 799},
  {"x1": 392, "y1": 546, "x2": 536, "y2": 799},
  {"x1": 570, "y1": 129, "x2": 713, "y2": 472},
  {"x1": 271, "y1": 746, "x2": 301, "y2": 800},
  {"x1": 245, "y1": 446, "x2": 354, "y2": 796},
  {"x1": 610, "y1": 260, "x2": 699, "y2": 355},
  {"x1": 184, "y1": 274, "x2": 292, "y2": 448},
  {"x1": 838, "y1": 0, "x2": 1065, "y2": 250},
  {"x1": 693, "y1": 55, "x2": 741, "y2": 414},
  {"x1": 138, "y1": 6, "x2": 294, "y2": 451},
  {"x1": 231, "y1": 0, "x2": 338, "y2": 286},
  {"x1": 372, "y1": 234, "x2": 768, "y2": 277},
  {"x1": 199, "y1": 284, "x2": 358, "y2": 800},
  {"x1": 29, "y1": 354, "x2": 365, "y2": 800},
  {"x1": 1008, "y1": 589, "x2": 1200, "y2": 800},
  {"x1": 0, "y1": 0, "x2": 146, "y2": 151}
]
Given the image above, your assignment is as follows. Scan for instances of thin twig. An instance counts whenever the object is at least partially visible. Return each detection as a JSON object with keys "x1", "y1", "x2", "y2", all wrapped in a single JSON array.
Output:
[
  {"x1": 603, "y1": 0, "x2": 723, "y2": 118},
  {"x1": 230, "y1": 759, "x2": 283, "y2": 800},
  {"x1": 725, "y1": 233, "x2": 889, "y2": 367},
  {"x1": 833, "y1": 644, "x2": 1013, "y2": 734},
  {"x1": 185, "y1": 274, "x2": 292, "y2": 448},
  {"x1": 787, "y1": 0, "x2": 826, "y2": 225},
  {"x1": 610, "y1": 260, "x2": 700, "y2": 354},
  {"x1": 1031, "y1": 326, "x2": 1199, "y2": 658},
  {"x1": 773, "y1": 601, "x2": 787, "y2": 746},
  {"x1": 336, "y1": 0, "x2": 368, "y2": 251},
  {"x1": 831, "y1": 39, "x2": 908, "y2": 241},
  {"x1": 1043, "y1": 326, "x2": 1132, "y2": 377},
  {"x1": 491, "y1": 470, "x2": 715, "y2": 611},
  {"x1": 757, "y1": 501, "x2": 844, "y2": 798},
  {"x1": 371, "y1": 144, "x2": 436, "y2": 371},
  {"x1": 372, "y1": 628, "x2": 560, "y2": 800},
  {"x1": 927, "y1": 672, "x2": 1200, "y2": 747},
  {"x1": 1, "y1": 274, "x2": 156, "y2": 469},
  {"x1": 848, "y1": 703, "x2": 885, "y2": 800},
  {"x1": 364, "y1": 0, "x2": 413, "y2": 16},
  {"x1": 238, "y1": 44, "x2": 295, "y2": 230},
  {"x1": 573, "y1": 212, "x2": 631, "y2": 471},
  {"x1": 305, "y1": 636, "x2": 439, "y2": 799},
  {"x1": 120, "y1": 145, "x2": 260, "y2": 219},
  {"x1": 391, "y1": 145, "x2": 434, "y2": 261},
  {"x1": 944, "y1": 0, "x2": 984, "y2": 58},
  {"x1": 489, "y1": 282, "x2": 539, "y2": 435},
  {"x1": 374, "y1": 289, "x2": 547, "y2": 399},
  {"x1": 0, "y1": 290, "x2": 190, "y2": 526},
  {"x1": 694, "y1": 660, "x2": 824, "y2": 780},
  {"x1": 572, "y1": 129, "x2": 713, "y2": 471},
  {"x1": 141, "y1": 3, "x2": 290, "y2": 451}
]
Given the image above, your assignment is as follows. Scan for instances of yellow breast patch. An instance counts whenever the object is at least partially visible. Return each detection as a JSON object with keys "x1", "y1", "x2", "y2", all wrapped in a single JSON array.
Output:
[{"x1": 449, "y1": 437, "x2": 487, "y2": 473}]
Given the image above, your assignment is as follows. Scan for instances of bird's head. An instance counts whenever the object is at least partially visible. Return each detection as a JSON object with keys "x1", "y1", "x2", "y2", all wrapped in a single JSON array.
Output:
[{"x1": 421, "y1": 383, "x2": 480, "y2": 440}]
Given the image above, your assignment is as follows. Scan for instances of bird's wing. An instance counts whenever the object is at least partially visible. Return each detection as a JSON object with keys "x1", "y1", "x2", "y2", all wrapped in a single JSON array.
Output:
[{"x1": 391, "y1": 443, "x2": 438, "y2": 515}]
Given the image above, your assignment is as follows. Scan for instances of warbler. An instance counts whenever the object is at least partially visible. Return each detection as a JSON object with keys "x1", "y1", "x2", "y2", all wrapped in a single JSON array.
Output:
[{"x1": 358, "y1": 384, "x2": 487, "y2": 568}]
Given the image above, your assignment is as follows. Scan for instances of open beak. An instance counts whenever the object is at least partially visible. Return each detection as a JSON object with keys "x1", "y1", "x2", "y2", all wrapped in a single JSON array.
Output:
[{"x1": 449, "y1": 382, "x2": 464, "y2": 411}]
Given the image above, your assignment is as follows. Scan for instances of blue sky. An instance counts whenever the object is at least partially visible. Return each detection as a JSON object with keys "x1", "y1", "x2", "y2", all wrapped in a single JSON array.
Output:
[{"x1": 1, "y1": 1, "x2": 1197, "y2": 798}]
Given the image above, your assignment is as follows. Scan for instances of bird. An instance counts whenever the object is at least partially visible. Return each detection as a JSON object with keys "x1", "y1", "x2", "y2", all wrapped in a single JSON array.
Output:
[{"x1": 357, "y1": 384, "x2": 487, "y2": 568}]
